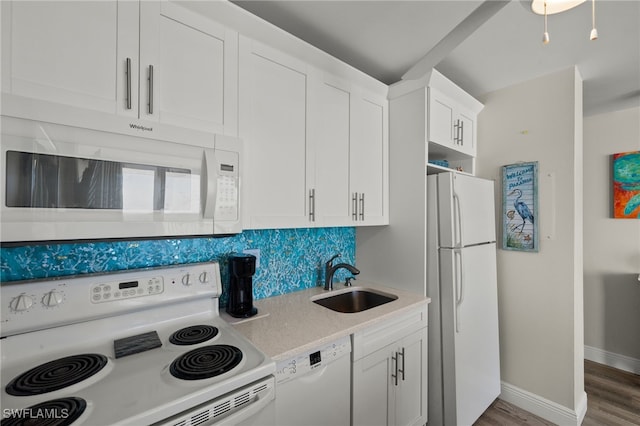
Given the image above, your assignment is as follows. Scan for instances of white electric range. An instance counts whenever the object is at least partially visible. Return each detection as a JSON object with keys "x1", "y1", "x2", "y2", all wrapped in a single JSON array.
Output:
[{"x1": 0, "y1": 261, "x2": 275, "y2": 425}]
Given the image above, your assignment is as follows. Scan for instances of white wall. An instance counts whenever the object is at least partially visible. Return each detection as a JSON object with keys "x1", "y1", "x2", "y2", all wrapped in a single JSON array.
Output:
[
  {"x1": 476, "y1": 68, "x2": 586, "y2": 423},
  {"x1": 583, "y1": 106, "x2": 640, "y2": 372}
]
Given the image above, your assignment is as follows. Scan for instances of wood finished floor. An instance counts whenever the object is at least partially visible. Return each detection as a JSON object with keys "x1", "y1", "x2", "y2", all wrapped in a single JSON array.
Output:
[{"x1": 474, "y1": 360, "x2": 640, "y2": 426}]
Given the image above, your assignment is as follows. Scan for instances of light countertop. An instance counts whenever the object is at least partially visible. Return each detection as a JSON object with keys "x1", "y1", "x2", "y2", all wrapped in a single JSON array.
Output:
[{"x1": 222, "y1": 281, "x2": 430, "y2": 361}]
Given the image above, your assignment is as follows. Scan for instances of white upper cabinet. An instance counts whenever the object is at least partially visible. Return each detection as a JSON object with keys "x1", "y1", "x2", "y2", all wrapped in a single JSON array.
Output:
[
  {"x1": 1, "y1": 1, "x2": 130, "y2": 115},
  {"x1": 350, "y1": 89, "x2": 388, "y2": 225},
  {"x1": 428, "y1": 87, "x2": 477, "y2": 157},
  {"x1": 386, "y1": 69, "x2": 482, "y2": 176},
  {"x1": 311, "y1": 76, "x2": 388, "y2": 227},
  {"x1": 138, "y1": 2, "x2": 238, "y2": 135},
  {"x1": 240, "y1": 34, "x2": 388, "y2": 230},
  {"x1": 310, "y1": 74, "x2": 352, "y2": 226},
  {"x1": 1, "y1": 1, "x2": 238, "y2": 137},
  {"x1": 239, "y1": 37, "x2": 311, "y2": 229}
]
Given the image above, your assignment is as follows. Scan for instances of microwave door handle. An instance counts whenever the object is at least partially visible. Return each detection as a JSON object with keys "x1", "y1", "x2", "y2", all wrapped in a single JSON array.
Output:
[{"x1": 202, "y1": 149, "x2": 218, "y2": 219}]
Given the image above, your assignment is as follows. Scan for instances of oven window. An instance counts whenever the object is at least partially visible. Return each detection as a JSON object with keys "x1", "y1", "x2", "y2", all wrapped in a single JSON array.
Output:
[{"x1": 5, "y1": 151, "x2": 198, "y2": 212}]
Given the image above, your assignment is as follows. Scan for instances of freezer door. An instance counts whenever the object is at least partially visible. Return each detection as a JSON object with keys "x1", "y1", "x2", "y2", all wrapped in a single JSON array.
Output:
[
  {"x1": 438, "y1": 173, "x2": 496, "y2": 248},
  {"x1": 440, "y1": 244, "x2": 501, "y2": 426}
]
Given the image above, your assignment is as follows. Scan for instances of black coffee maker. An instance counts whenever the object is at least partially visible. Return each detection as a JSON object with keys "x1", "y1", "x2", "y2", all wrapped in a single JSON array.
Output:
[{"x1": 226, "y1": 253, "x2": 258, "y2": 318}]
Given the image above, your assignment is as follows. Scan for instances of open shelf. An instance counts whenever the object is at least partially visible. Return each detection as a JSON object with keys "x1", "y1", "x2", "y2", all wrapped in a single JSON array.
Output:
[
  {"x1": 426, "y1": 163, "x2": 474, "y2": 176},
  {"x1": 427, "y1": 141, "x2": 475, "y2": 176}
]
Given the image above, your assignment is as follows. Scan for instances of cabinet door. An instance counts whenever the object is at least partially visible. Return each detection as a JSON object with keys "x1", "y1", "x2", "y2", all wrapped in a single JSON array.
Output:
[
  {"x1": 1, "y1": 1, "x2": 137, "y2": 115},
  {"x1": 456, "y1": 108, "x2": 476, "y2": 156},
  {"x1": 139, "y1": 1, "x2": 238, "y2": 135},
  {"x1": 428, "y1": 87, "x2": 455, "y2": 147},
  {"x1": 352, "y1": 344, "x2": 394, "y2": 426},
  {"x1": 239, "y1": 37, "x2": 311, "y2": 229},
  {"x1": 428, "y1": 87, "x2": 478, "y2": 158},
  {"x1": 395, "y1": 328, "x2": 428, "y2": 426},
  {"x1": 351, "y1": 89, "x2": 388, "y2": 225},
  {"x1": 310, "y1": 74, "x2": 352, "y2": 226},
  {"x1": 353, "y1": 328, "x2": 428, "y2": 426}
]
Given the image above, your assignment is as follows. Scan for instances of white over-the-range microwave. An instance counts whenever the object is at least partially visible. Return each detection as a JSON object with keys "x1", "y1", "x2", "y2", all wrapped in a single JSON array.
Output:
[{"x1": 1, "y1": 116, "x2": 243, "y2": 244}]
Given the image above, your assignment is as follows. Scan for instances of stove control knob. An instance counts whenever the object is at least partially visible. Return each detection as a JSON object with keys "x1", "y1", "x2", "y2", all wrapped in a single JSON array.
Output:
[
  {"x1": 199, "y1": 271, "x2": 209, "y2": 284},
  {"x1": 182, "y1": 273, "x2": 194, "y2": 286},
  {"x1": 42, "y1": 290, "x2": 64, "y2": 308},
  {"x1": 9, "y1": 294, "x2": 34, "y2": 312}
]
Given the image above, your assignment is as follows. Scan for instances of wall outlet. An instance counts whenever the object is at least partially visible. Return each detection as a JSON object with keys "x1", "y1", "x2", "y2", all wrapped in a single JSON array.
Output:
[{"x1": 243, "y1": 249, "x2": 261, "y2": 268}]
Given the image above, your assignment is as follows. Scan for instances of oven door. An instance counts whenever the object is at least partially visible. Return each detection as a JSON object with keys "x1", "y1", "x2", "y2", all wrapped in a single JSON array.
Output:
[
  {"x1": 153, "y1": 376, "x2": 275, "y2": 426},
  {"x1": 1, "y1": 117, "x2": 240, "y2": 243}
]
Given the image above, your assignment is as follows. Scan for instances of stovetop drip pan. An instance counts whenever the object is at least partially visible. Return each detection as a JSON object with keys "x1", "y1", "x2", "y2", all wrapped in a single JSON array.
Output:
[{"x1": 5, "y1": 354, "x2": 108, "y2": 396}]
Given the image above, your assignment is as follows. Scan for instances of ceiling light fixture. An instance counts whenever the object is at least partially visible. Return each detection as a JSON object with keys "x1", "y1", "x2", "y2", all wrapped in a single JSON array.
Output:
[{"x1": 531, "y1": 0, "x2": 598, "y2": 44}]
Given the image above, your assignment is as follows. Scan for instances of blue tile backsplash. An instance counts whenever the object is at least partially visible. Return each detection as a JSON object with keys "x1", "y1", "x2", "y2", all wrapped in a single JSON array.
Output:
[{"x1": 0, "y1": 227, "x2": 356, "y2": 306}]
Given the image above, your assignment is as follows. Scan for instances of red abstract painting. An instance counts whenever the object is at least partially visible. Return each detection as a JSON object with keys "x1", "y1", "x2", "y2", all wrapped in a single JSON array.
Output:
[{"x1": 613, "y1": 151, "x2": 640, "y2": 219}]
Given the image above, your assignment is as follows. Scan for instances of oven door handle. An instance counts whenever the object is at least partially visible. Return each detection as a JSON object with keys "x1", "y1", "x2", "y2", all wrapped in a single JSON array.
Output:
[
  {"x1": 214, "y1": 384, "x2": 275, "y2": 425},
  {"x1": 201, "y1": 149, "x2": 218, "y2": 220}
]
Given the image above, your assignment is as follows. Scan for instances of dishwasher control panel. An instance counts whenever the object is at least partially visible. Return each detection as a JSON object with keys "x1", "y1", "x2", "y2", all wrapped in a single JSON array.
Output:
[{"x1": 275, "y1": 335, "x2": 351, "y2": 384}]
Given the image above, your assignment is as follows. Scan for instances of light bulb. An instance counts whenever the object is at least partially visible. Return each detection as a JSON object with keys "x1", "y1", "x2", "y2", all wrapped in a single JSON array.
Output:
[{"x1": 590, "y1": 28, "x2": 598, "y2": 40}]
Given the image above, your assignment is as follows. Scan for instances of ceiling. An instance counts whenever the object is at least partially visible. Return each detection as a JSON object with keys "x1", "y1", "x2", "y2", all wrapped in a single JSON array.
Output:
[{"x1": 229, "y1": 0, "x2": 640, "y2": 116}]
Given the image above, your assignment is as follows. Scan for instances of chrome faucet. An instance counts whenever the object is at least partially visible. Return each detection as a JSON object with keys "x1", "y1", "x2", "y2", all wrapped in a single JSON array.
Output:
[{"x1": 324, "y1": 254, "x2": 360, "y2": 290}]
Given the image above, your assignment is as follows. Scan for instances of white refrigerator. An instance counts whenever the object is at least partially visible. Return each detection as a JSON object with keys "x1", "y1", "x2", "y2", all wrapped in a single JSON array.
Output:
[{"x1": 427, "y1": 172, "x2": 501, "y2": 426}]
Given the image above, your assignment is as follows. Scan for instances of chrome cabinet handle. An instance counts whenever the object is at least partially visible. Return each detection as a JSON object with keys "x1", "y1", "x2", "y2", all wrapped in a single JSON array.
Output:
[
  {"x1": 309, "y1": 189, "x2": 315, "y2": 222},
  {"x1": 453, "y1": 120, "x2": 459, "y2": 144},
  {"x1": 125, "y1": 58, "x2": 132, "y2": 110},
  {"x1": 398, "y1": 347, "x2": 405, "y2": 381},
  {"x1": 460, "y1": 120, "x2": 464, "y2": 146},
  {"x1": 359, "y1": 193, "x2": 365, "y2": 220},
  {"x1": 148, "y1": 65, "x2": 154, "y2": 114},
  {"x1": 352, "y1": 193, "x2": 358, "y2": 220}
]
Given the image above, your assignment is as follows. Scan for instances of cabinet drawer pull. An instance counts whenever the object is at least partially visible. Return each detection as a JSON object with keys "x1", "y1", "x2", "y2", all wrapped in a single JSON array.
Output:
[
  {"x1": 309, "y1": 188, "x2": 315, "y2": 222},
  {"x1": 460, "y1": 120, "x2": 464, "y2": 146},
  {"x1": 391, "y1": 352, "x2": 398, "y2": 386},
  {"x1": 359, "y1": 193, "x2": 365, "y2": 220},
  {"x1": 148, "y1": 65, "x2": 154, "y2": 114},
  {"x1": 125, "y1": 58, "x2": 132, "y2": 110},
  {"x1": 398, "y1": 347, "x2": 405, "y2": 381},
  {"x1": 453, "y1": 121, "x2": 458, "y2": 144},
  {"x1": 352, "y1": 193, "x2": 358, "y2": 221}
]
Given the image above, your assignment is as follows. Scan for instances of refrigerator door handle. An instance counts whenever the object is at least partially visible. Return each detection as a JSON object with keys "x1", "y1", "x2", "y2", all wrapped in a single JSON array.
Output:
[
  {"x1": 454, "y1": 248, "x2": 464, "y2": 333},
  {"x1": 453, "y1": 191, "x2": 463, "y2": 248}
]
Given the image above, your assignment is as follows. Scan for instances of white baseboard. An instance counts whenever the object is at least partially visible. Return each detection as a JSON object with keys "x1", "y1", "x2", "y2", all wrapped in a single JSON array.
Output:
[
  {"x1": 584, "y1": 345, "x2": 640, "y2": 375},
  {"x1": 500, "y1": 382, "x2": 587, "y2": 426}
]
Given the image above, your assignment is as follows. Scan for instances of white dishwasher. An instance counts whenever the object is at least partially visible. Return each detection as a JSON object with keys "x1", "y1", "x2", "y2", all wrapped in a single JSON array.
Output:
[{"x1": 275, "y1": 335, "x2": 351, "y2": 425}]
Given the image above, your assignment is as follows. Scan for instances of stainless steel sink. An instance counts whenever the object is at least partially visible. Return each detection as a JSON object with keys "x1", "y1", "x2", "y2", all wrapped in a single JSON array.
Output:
[{"x1": 311, "y1": 287, "x2": 397, "y2": 313}]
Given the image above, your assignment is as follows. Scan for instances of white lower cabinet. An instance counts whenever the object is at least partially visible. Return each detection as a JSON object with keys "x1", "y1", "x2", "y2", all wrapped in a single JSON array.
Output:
[{"x1": 352, "y1": 306, "x2": 428, "y2": 426}]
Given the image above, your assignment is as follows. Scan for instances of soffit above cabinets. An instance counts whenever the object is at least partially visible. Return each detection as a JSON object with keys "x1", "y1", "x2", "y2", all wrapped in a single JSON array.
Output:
[{"x1": 227, "y1": 0, "x2": 639, "y2": 116}]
